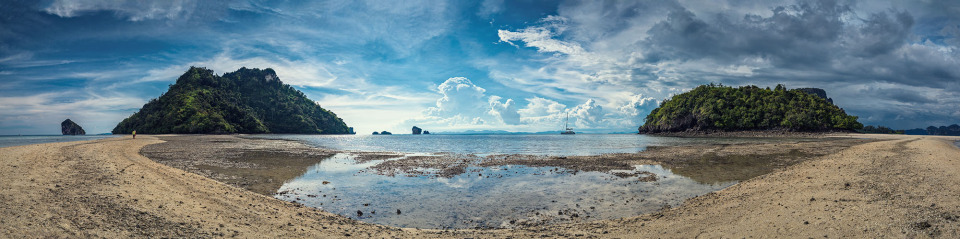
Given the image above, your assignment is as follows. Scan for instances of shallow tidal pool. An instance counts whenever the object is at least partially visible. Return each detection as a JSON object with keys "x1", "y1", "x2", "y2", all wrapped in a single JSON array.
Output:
[{"x1": 275, "y1": 153, "x2": 736, "y2": 229}]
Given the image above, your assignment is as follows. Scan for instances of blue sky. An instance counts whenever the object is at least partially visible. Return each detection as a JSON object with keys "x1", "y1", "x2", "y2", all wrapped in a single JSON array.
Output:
[{"x1": 1, "y1": 0, "x2": 959, "y2": 135}]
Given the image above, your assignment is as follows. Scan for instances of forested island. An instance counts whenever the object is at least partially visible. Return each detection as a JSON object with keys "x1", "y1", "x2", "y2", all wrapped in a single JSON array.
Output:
[
  {"x1": 904, "y1": 124, "x2": 960, "y2": 136},
  {"x1": 112, "y1": 67, "x2": 352, "y2": 134},
  {"x1": 638, "y1": 84, "x2": 862, "y2": 134},
  {"x1": 852, "y1": 124, "x2": 960, "y2": 135}
]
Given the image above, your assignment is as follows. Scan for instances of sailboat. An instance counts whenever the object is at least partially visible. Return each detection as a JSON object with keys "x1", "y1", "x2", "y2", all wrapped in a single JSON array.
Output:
[{"x1": 561, "y1": 113, "x2": 576, "y2": 135}]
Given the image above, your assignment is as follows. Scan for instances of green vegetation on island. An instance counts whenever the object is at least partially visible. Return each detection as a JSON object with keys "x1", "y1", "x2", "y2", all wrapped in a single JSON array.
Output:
[
  {"x1": 858, "y1": 125, "x2": 904, "y2": 134},
  {"x1": 639, "y1": 84, "x2": 862, "y2": 133},
  {"x1": 112, "y1": 67, "x2": 352, "y2": 134}
]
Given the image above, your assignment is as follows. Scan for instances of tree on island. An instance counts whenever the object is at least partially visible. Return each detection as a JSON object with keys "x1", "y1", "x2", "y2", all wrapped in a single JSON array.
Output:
[
  {"x1": 639, "y1": 84, "x2": 862, "y2": 133},
  {"x1": 858, "y1": 125, "x2": 904, "y2": 134}
]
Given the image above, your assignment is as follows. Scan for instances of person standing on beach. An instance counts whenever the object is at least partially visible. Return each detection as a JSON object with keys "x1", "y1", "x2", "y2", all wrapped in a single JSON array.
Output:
[{"x1": 132, "y1": 130, "x2": 136, "y2": 139}]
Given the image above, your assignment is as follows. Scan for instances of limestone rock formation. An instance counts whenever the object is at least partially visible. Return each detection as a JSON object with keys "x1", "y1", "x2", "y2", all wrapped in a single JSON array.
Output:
[
  {"x1": 795, "y1": 88, "x2": 833, "y2": 104},
  {"x1": 112, "y1": 67, "x2": 351, "y2": 134},
  {"x1": 412, "y1": 126, "x2": 423, "y2": 135},
  {"x1": 61, "y1": 119, "x2": 86, "y2": 135}
]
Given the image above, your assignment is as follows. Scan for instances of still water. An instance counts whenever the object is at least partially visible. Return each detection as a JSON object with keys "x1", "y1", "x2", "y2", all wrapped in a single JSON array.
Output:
[
  {"x1": 0, "y1": 135, "x2": 118, "y2": 148},
  {"x1": 276, "y1": 153, "x2": 736, "y2": 229}
]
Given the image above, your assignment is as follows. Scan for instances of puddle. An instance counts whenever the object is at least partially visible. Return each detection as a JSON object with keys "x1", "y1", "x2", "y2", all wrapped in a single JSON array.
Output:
[{"x1": 276, "y1": 153, "x2": 736, "y2": 229}]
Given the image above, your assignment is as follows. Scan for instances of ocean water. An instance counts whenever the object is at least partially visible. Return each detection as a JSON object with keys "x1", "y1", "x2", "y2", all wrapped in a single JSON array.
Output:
[
  {"x1": 248, "y1": 134, "x2": 812, "y2": 156},
  {"x1": 0, "y1": 135, "x2": 118, "y2": 148}
]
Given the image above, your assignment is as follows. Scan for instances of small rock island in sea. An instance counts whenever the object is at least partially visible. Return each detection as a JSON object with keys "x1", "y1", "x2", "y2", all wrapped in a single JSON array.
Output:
[
  {"x1": 411, "y1": 126, "x2": 432, "y2": 134},
  {"x1": 638, "y1": 84, "x2": 862, "y2": 134},
  {"x1": 61, "y1": 119, "x2": 86, "y2": 135},
  {"x1": 112, "y1": 67, "x2": 351, "y2": 134}
]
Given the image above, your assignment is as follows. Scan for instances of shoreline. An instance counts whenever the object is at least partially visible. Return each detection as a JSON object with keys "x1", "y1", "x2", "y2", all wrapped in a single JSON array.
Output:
[
  {"x1": 639, "y1": 129, "x2": 855, "y2": 138},
  {"x1": 2, "y1": 134, "x2": 959, "y2": 237},
  {"x1": 139, "y1": 135, "x2": 873, "y2": 229},
  {"x1": 139, "y1": 135, "x2": 874, "y2": 197}
]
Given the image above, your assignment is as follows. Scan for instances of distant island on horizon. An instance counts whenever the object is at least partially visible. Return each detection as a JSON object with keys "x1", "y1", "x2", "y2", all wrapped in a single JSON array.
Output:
[
  {"x1": 424, "y1": 130, "x2": 638, "y2": 135},
  {"x1": 112, "y1": 67, "x2": 353, "y2": 134}
]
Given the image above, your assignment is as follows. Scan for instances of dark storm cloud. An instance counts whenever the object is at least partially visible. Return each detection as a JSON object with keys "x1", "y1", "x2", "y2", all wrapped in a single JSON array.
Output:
[
  {"x1": 860, "y1": 87, "x2": 936, "y2": 104},
  {"x1": 642, "y1": 1, "x2": 918, "y2": 68},
  {"x1": 556, "y1": 0, "x2": 683, "y2": 42},
  {"x1": 626, "y1": 0, "x2": 957, "y2": 128},
  {"x1": 855, "y1": 11, "x2": 914, "y2": 57}
]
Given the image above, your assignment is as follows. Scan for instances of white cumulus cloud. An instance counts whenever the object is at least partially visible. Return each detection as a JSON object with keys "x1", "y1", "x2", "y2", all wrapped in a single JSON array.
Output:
[
  {"x1": 428, "y1": 77, "x2": 489, "y2": 118},
  {"x1": 406, "y1": 77, "x2": 658, "y2": 133},
  {"x1": 489, "y1": 96, "x2": 521, "y2": 125},
  {"x1": 568, "y1": 99, "x2": 604, "y2": 128}
]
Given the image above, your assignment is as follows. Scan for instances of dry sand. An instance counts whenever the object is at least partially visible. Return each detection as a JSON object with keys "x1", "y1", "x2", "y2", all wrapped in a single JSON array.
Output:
[{"x1": 1, "y1": 134, "x2": 959, "y2": 238}]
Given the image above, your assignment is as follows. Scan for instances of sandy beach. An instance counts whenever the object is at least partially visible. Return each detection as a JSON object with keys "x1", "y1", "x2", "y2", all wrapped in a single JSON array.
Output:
[{"x1": 1, "y1": 134, "x2": 959, "y2": 238}]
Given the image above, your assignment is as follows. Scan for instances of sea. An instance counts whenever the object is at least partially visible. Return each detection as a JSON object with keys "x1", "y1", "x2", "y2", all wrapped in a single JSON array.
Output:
[
  {"x1": 0, "y1": 135, "x2": 118, "y2": 148},
  {"x1": 246, "y1": 133, "x2": 814, "y2": 156}
]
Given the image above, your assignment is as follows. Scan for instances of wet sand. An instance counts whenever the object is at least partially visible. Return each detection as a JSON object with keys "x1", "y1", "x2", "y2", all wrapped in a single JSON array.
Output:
[
  {"x1": 140, "y1": 135, "x2": 873, "y2": 194},
  {"x1": 1, "y1": 134, "x2": 959, "y2": 237},
  {"x1": 140, "y1": 135, "x2": 337, "y2": 195},
  {"x1": 478, "y1": 137, "x2": 874, "y2": 184},
  {"x1": 555, "y1": 134, "x2": 960, "y2": 238}
]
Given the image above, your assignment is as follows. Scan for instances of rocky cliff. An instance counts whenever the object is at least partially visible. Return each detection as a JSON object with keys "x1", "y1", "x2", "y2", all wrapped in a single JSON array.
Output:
[
  {"x1": 795, "y1": 88, "x2": 833, "y2": 104},
  {"x1": 61, "y1": 119, "x2": 86, "y2": 135}
]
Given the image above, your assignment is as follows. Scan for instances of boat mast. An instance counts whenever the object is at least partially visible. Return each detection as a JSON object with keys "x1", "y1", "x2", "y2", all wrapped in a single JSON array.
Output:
[{"x1": 565, "y1": 113, "x2": 568, "y2": 130}]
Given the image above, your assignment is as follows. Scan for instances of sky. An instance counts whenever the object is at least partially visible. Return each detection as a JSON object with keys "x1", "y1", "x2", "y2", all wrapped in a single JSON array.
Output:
[{"x1": 1, "y1": 0, "x2": 959, "y2": 135}]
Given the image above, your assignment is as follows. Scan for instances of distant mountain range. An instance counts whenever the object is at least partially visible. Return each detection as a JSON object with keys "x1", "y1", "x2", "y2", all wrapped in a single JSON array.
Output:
[
  {"x1": 856, "y1": 124, "x2": 960, "y2": 136},
  {"x1": 429, "y1": 130, "x2": 636, "y2": 135},
  {"x1": 903, "y1": 124, "x2": 960, "y2": 136},
  {"x1": 430, "y1": 130, "x2": 552, "y2": 135},
  {"x1": 113, "y1": 67, "x2": 352, "y2": 134}
]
